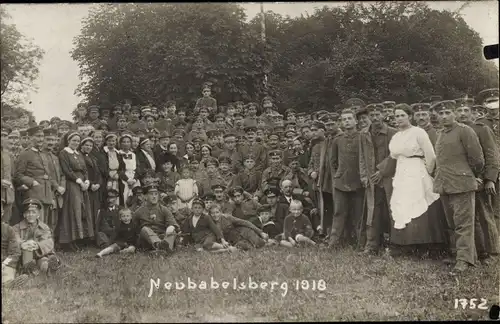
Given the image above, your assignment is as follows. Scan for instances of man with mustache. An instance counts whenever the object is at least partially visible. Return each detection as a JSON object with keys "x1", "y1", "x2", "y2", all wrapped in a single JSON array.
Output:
[{"x1": 411, "y1": 103, "x2": 438, "y2": 147}]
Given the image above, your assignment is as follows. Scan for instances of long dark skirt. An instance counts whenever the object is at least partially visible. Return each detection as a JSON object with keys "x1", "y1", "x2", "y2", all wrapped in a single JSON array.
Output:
[
  {"x1": 58, "y1": 181, "x2": 95, "y2": 244},
  {"x1": 390, "y1": 199, "x2": 447, "y2": 246},
  {"x1": 88, "y1": 189, "x2": 101, "y2": 234}
]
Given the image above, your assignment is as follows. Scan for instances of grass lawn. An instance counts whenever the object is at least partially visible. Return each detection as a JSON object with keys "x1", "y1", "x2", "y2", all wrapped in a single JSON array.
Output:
[{"x1": 2, "y1": 246, "x2": 498, "y2": 322}]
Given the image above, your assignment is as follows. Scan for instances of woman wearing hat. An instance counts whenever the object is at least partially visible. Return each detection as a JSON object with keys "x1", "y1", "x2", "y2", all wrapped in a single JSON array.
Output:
[
  {"x1": 79, "y1": 136, "x2": 102, "y2": 233},
  {"x1": 58, "y1": 131, "x2": 94, "y2": 251},
  {"x1": 136, "y1": 137, "x2": 156, "y2": 180}
]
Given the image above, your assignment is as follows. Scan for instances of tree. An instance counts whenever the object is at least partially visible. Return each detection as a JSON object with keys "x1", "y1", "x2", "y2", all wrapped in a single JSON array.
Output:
[
  {"x1": 71, "y1": 3, "x2": 269, "y2": 115},
  {"x1": 72, "y1": 2, "x2": 498, "y2": 115},
  {"x1": 1, "y1": 7, "x2": 44, "y2": 127}
]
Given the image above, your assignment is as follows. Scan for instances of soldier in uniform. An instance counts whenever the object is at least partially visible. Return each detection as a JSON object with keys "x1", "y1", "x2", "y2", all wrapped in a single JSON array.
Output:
[
  {"x1": 328, "y1": 109, "x2": 364, "y2": 249},
  {"x1": 433, "y1": 100, "x2": 485, "y2": 272},
  {"x1": 20, "y1": 129, "x2": 30, "y2": 150},
  {"x1": 359, "y1": 103, "x2": 397, "y2": 255},
  {"x1": 217, "y1": 156, "x2": 234, "y2": 189},
  {"x1": 144, "y1": 113, "x2": 160, "y2": 139},
  {"x1": 1, "y1": 127, "x2": 15, "y2": 224},
  {"x1": 261, "y1": 150, "x2": 290, "y2": 194},
  {"x1": 127, "y1": 106, "x2": 147, "y2": 133},
  {"x1": 134, "y1": 184, "x2": 179, "y2": 251},
  {"x1": 454, "y1": 100, "x2": 500, "y2": 265},
  {"x1": 238, "y1": 125, "x2": 267, "y2": 172},
  {"x1": 43, "y1": 128, "x2": 66, "y2": 235},
  {"x1": 87, "y1": 105, "x2": 103, "y2": 130},
  {"x1": 307, "y1": 120, "x2": 327, "y2": 230},
  {"x1": 471, "y1": 105, "x2": 486, "y2": 122},
  {"x1": 194, "y1": 83, "x2": 217, "y2": 115},
  {"x1": 14, "y1": 126, "x2": 56, "y2": 226},
  {"x1": 476, "y1": 88, "x2": 499, "y2": 138},
  {"x1": 232, "y1": 153, "x2": 262, "y2": 197},
  {"x1": 219, "y1": 133, "x2": 243, "y2": 174},
  {"x1": 411, "y1": 103, "x2": 438, "y2": 147}
]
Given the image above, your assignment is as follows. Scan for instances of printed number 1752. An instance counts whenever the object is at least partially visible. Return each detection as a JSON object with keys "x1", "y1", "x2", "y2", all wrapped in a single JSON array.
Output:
[{"x1": 454, "y1": 298, "x2": 488, "y2": 310}]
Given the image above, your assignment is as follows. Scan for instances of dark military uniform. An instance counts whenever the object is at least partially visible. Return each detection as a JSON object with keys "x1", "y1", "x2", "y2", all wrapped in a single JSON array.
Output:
[
  {"x1": 434, "y1": 121, "x2": 485, "y2": 266},
  {"x1": 462, "y1": 120, "x2": 500, "y2": 259}
]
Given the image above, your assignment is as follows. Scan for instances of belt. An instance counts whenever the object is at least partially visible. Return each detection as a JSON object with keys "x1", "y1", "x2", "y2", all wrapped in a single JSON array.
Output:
[
  {"x1": 34, "y1": 175, "x2": 50, "y2": 180},
  {"x1": 408, "y1": 155, "x2": 424, "y2": 159}
]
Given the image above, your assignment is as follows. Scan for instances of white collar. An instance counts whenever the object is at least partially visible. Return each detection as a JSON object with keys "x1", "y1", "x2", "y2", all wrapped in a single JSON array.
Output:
[
  {"x1": 31, "y1": 147, "x2": 39, "y2": 152},
  {"x1": 64, "y1": 147, "x2": 79, "y2": 154},
  {"x1": 160, "y1": 145, "x2": 168, "y2": 151},
  {"x1": 120, "y1": 150, "x2": 133, "y2": 155},
  {"x1": 103, "y1": 146, "x2": 115, "y2": 154}
]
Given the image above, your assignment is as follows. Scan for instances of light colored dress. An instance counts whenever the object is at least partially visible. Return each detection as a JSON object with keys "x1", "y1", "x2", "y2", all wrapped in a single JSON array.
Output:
[
  {"x1": 389, "y1": 126, "x2": 440, "y2": 229},
  {"x1": 120, "y1": 150, "x2": 141, "y2": 204},
  {"x1": 174, "y1": 178, "x2": 198, "y2": 210}
]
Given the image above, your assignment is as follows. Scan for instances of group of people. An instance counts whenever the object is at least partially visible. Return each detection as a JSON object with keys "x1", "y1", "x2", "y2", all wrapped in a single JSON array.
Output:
[{"x1": 1, "y1": 82, "x2": 499, "y2": 289}]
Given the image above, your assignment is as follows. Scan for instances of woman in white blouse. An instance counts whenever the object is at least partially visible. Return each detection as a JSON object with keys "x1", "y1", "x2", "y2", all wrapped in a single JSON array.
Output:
[{"x1": 388, "y1": 104, "x2": 446, "y2": 253}]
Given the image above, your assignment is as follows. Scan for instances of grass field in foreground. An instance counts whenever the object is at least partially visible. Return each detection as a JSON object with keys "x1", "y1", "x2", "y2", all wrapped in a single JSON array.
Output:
[{"x1": 2, "y1": 246, "x2": 498, "y2": 322}]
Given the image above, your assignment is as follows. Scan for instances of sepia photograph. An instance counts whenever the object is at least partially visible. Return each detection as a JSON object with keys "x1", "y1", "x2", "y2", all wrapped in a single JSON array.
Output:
[{"x1": 1, "y1": 1, "x2": 499, "y2": 322}]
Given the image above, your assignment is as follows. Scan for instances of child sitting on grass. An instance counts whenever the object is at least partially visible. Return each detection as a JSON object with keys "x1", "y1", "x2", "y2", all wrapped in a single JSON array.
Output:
[
  {"x1": 280, "y1": 200, "x2": 316, "y2": 247},
  {"x1": 174, "y1": 167, "x2": 199, "y2": 210},
  {"x1": 96, "y1": 208, "x2": 138, "y2": 258},
  {"x1": 248, "y1": 204, "x2": 279, "y2": 245}
]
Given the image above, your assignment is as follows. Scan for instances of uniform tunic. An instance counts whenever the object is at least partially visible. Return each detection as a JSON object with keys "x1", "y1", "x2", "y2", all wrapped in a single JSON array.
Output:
[
  {"x1": 232, "y1": 169, "x2": 262, "y2": 195},
  {"x1": 14, "y1": 147, "x2": 55, "y2": 224},
  {"x1": 13, "y1": 219, "x2": 54, "y2": 264},
  {"x1": 261, "y1": 166, "x2": 291, "y2": 193},
  {"x1": 134, "y1": 203, "x2": 179, "y2": 247},
  {"x1": 1, "y1": 149, "x2": 15, "y2": 223},
  {"x1": 58, "y1": 147, "x2": 94, "y2": 244},
  {"x1": 434, "y1": 122, "x2": 485, "y2": 265}
]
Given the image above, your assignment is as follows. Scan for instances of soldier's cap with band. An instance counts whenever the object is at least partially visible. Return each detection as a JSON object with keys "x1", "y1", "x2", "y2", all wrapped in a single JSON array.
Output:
[
  {"x1": 206, "y1": 129, "x2": 220, "y2": 138},
  {"x1": 257, "y1": 204, "x2": 272, "y2": 213},
  {"x1": 244, "y1": 125, "x2": 257, "y2": 133},
  {"x1": 130, "y1": 106, "x2": 141, "y2": 113},
  {"x1": 382, "y1": 101, "x2": 396, "y2": 109},
  {"x1": 214, "y1": 113, "x2": 225, "y2": 120},
  {"x1": 19, "y1": 130, "x2": 28, "y2": 137},
  {"x1": 243, "y1": 152, "x2": 256, "y2": 161},
  {"x1": 345, "y1": 98, "x2": 366, "y2": 109},
  {"x1": 264, "y1": 187, "x2": 280, "y2": 197},
  {"x1": 454, "y1": 97, "x2": 474, "y2": 108},
  {"x1": 27, "y1": 126, "x2": 44, "y2": 136},
  {"x1": 143, "y1": 112, "x2": 156, "y2": 120},
  {"x1": 203, "y1": 193, "x2": 216, "y2": 201},
  {"x1": 142, "y1": 184, "x2": 159, "y2": 194},
  {"x1": 141, "y1": 105, "x2": 152, "y2": 113},
  {"x1": 296, "y1": 112, "x2": 306, "y2": 117},
  {"x1": 476, "y1": 88, "x2": 499, "y2": 105},
  {"x1": 244, "y1": 102, "x2": 258, "y2": 109},
  {"x1": 223, "y1": 132, "x2": 237, "y2": 139},
  {"x1": 158, "y1": 131, "x2": 170, "y2": 139},
  {"x1": 218, "y1": 155, "x2": 232, "y2": 165},
  {"x1": 311, "y1": 120, "x2": 326, "y2": 130},
  {"x1": 107, "y1": 189, "x2": 119, "y2": 198},
  {"x1": 88, "y1": 105, "x2": 100, "y2": 113},
  {"x1": 22, "y1": 198, "x2": 42, "y2": 211},
  {"x1": 285, "y1": 130, "x2": 297, "y2": 137},
  {"x1": 268, "y1": 150, "x2": 282, "y2": 158},
  {"x1": 205, "y1": 157, "x2": 219, "y2": 167},
  {"x1": 229, "y1": 186, "x2": 244, "y2": 197},
  {"x1": 431, "y1": 100, "x2": 456, "y2": 112},
  {"x1": 192, "y1": 198, "x2": 206, "y2": 209},
  {"x1": 285, "y1": 108, "x2": 296, "y2": 115},
  {"x1": 192, "y1": 137, "x2": 203, "y2": 143},
  {"x1": 365, "y1": 103, "x2": 384, "y2": 112},
  {"x1": 100, "y1": 105, "x2": 111, "y2": 113},
  {"x1": 173, "y1": 128, "x2": 186, "y2": 136},
  {"x1": 471, "y1": 105, "x2": 486, "y2": 112},
  {"x1": 43, "y1": 128, "x2": 58, "y2": 136},
  {"x1": 211, "y1": 183, "x2": 227, "y2": 191},
  {"x1": 267, "y1": 132, "x2": 280, "y2": 139},
  {"x1": 421, "y1": 95, "x2": 443, "y2": 104},
  {"x1": 411, "y1": 103, "x2": 431, "y2": 113},
  {"x1": 355, "y1": 106, "x2": 369, "y2": 117}
]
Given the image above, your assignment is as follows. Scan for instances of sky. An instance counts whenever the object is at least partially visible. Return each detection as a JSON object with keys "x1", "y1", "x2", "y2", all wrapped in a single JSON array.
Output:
[{"x1": 2, "y1": 2, "x2": 499, "y2": 121}]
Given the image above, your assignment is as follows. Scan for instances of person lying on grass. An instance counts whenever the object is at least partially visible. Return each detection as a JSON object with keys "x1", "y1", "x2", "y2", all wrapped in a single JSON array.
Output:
[
  {"x1": 13, "y1": 198, "x2": 61, "y2": 276},
  {"x1": 179, "y1": 198, "x2": 233, "y2": 253},
  {"x1": 208, "y1": 204, "x2": 269, "y2": 251},
  {"x1": 280, "y1": 200, "x2": 316, "y2": 248},
  {"x1": 96, "y1": 208, "x2": 139, "y2": 258}
]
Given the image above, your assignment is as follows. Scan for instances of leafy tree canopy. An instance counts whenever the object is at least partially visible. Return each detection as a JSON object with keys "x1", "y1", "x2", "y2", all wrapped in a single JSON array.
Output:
[
  {"x1": 1, "y1": 7, "x2": 44, "y2": 127},
  {"x1": 72, "y1": 2, "x2": 498, "y2": 115}
]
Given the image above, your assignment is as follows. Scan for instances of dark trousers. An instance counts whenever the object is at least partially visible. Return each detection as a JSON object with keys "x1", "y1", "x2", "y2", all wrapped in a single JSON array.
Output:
[
  {"x1": 365, "y1": 186, "x2": 391, "y2": 252},
  {"x1": 322, "y1": 192, "x2": 334, "y2": 234},
  {"x1": 474, "y1": 190, "x2": 499, "y2": 257},
  {"x1": 441, "y1": 191, "x2": 477, "y2": 265},
  {"x1": 329, "y1": 188, "x2": 364, "y2": 246},
  {"x1": 1, "y1": 203, "x2": 12, "y2": 223}
]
